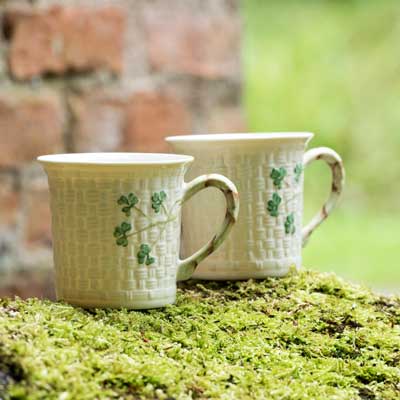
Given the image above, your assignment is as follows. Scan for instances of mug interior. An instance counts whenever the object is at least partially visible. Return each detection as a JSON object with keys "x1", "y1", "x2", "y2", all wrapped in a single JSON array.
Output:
[
  {"x1": 166, "y1": 132, "x2": 314, "y2": 143},
  {"x1": 37, "y1": 152, "x2": 194, "y2": 165}
]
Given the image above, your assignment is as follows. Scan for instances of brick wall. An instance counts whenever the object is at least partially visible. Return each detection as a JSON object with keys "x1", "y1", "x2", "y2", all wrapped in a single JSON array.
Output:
[{"x1": 0, "y1": 0, "x2": 244, "y2": 296}]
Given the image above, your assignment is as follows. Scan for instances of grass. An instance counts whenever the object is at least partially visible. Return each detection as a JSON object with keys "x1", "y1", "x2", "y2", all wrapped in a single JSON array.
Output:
[
  {"x1": 242, "y1": 0, "x2": 400, "y2": 289},
  {"x1": 1, "y1": 270, "x2": 399, "y2": 399},
  {"x1": 303, "y1": 211, "x2": 400, "y2": 292}
]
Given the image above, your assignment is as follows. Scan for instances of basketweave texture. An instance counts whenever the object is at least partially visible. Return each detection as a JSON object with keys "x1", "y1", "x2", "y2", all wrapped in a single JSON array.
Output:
[
  {"x1": 181, "y1": 143, "x2": 305, "y2": 278},
  {"x1": 46, "y1": 165, "x2": 186, "y2": 308}
]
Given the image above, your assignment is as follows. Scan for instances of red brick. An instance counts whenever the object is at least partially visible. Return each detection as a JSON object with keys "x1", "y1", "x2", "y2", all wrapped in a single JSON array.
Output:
[
  {"x1": 70, "y1": 89, "x2": 191, "y2": 153},
  {"x1": 23, "y1": 175, "x2": 52, "y2": 250},
  {"x1": 0, "y1": 91, "x2": 64, "y2": 167},
  {"x1": 6, "y1": 5, "x2": 125, "y2": 80},
  {"x1": 205, "y1": 105, "x2": 247, "y2": 133},
  {"x1": 144, "y1": 10, "x2": 240, "y2": 79},
  {"x1": 0, "y1": 269, "x2": 55, "y2": 300},
  {"x1": 0, "y1": 172, "x2": 20, "y2": 227},
  {"x1": 124, "y1": 91, "x2": 191, "y2": 152},
  {"x1": 69, "y1": 91, "x2": 125, "y2": 152}
]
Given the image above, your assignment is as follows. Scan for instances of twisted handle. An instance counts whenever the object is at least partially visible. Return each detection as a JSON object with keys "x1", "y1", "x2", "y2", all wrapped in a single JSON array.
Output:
[
  {"x1": 302, "y1": 147, "x2": 345, "y2": 246},
  {"x1": 177, "y1": 174, "x2": 239, "y2": 281}
]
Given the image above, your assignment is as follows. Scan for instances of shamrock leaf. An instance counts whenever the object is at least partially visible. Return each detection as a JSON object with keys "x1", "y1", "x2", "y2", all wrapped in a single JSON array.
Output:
[
  {"x1": 114, "y1": 222, "x2": 132, "y2": 246},
  {"x1": 113, "y1": 226, "x2": 122, "y2": 238},
  {"x1": 137, "y1": 243, "x2": 155, "y2": 265},
  {"x1": 128, "y1": 193, "x2": 139, "y2": 205},
  {"x1": 267, "y1": 192, "x2": 282, "y2": 217},
  {"x1": 270, "y1": 167, "x2": 287, "y2": 189},
  {"x1": 117, "y1": 195, "x2": 129, "y2": 205},
  {"x1": 122, "y1": 206, "x2": 131, "y2": 216},
  {"x1": 294, "y1": 164, "x2": 303, "y2": 183},
  {"x1": 151, "y1": 191, "x2": 167, "y2": 213},
  {"x1": 117, "y1": 193, "x2": 139, "y2": 216},
  {"x1": 146, "y1": 256, "x2": 155, "y2": 266},
  {"x1": 121, "y1": 222, "x2": 131, "y2": 233},
  {"x1": 137, "y1": 253, "x2": 146, "y2": 264},
  {"x1": 116, "y1": 237, "x2": 128, "y2": 247},
  {"x1": 284, "y1": 213, "x2": 295, "y2": 235},
  {"x1": 139, "y1": 244, "x2": 151, "y2": 254}
]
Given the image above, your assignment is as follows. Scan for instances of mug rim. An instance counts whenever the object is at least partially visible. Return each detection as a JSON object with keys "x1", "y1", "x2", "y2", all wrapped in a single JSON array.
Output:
[
  {"x1": 37, "y1": 152, "x2": 194, "y2": 166},
  {"x1": 166, "y1": 132, "x2": 314, "y2": 142}
]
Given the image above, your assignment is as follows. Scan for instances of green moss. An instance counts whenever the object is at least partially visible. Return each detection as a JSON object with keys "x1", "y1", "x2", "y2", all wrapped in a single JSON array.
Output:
[{"x1": 0, "y1": 270, "x2": 399, "y2": 399}]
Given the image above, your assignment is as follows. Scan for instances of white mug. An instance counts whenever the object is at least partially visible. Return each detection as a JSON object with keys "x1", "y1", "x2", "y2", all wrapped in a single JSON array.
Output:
[
  {"x1": 167, "y1": 133, "x2": 345, "y2": 279},
  {"x1": 38, "y1": 153, "x2": 239, "y2": 308}
]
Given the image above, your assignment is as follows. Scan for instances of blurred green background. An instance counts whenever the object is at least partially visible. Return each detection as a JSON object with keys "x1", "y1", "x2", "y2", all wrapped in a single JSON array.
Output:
[{"x1": 242, "y1": 0, "x2": 400, "y2": 292}]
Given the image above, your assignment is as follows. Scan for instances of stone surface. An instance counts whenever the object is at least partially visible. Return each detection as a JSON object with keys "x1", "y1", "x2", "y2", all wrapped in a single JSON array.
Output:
[
  {"x1": 0, "y1": 90, "x2": 64, "y2": 167},
  {"x1": 6, "y1": 5, "x2": 125, "y2": 80}
]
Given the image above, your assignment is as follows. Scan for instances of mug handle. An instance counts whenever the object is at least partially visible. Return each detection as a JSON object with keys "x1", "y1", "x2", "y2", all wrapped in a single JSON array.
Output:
[
  {"x1": 177, "y1": 173, "x2": 239, "y2": 281},
  {"x1": 302, "y1": 147, "x2": 345, "y2": 247}
]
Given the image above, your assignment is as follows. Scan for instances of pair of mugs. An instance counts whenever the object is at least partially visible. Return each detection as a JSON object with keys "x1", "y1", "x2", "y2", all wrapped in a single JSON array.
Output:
[{"x1": 38, "y1": 132, "x2": 345, "y2": 309}]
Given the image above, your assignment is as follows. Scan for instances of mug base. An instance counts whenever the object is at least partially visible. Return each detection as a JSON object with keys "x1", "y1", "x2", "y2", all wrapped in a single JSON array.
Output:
[
  {"x1": 192, "y1": 258, "x2": 301, "y2": 280},
  {"x1": 58, "y1": 295, "x2": 176, "y2": 309},
  {"x1": 56, "y1": 287, "x2": 177, "y2": 309}
]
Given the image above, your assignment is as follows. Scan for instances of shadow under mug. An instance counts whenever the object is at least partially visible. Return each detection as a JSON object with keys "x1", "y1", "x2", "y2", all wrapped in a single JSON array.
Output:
[
  {"x1": 166, "y1": 132, "x2": 345, "y2": 279},
  {"x1": 38, "y1": 153, "x2": 239, "y2": 309}
]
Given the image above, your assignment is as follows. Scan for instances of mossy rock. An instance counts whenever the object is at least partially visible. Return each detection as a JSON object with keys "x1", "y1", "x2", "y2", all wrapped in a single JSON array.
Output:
[{"x1": 0, "y1": 270, "x2": 399, "y2": 399}]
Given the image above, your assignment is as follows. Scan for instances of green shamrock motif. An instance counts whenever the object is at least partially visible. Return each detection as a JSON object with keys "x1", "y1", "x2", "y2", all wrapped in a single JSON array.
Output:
[
  {"x1": 270, "y1": 167, "x2": 287, "y2": 189},
  {"x1": 267, "y1": 193, "x2": 282, "y2": 217},
  {"x1": 114, "y1": 221, "x2": 132, "y2": 247},
  {"x1": 137, "y1": 244, "x2": 155, "y2": 265},
  {"x1": 151, "y1": 191, "x2": 167, "y2": 213},
  {"x1": 294, "y1": 164, "x2": 303, "y2": 183},
  {"x1": 112, "y1": 190, "x2": 172, "y2": 266},
  {"x1": 117, "y1": 193, "x2": 139, "y2": 217},
  {"x1": 284, "y1": 213, "x2": 295, "y2": 235}
]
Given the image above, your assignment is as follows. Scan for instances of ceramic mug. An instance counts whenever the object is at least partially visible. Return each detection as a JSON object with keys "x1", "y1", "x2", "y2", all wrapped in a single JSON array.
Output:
[
  {"x1": 38, "y1": 153, "x2": 239, "y2": 309},
  {"x1": 166, "y1": 133, "x2": 345, "y2": 279}
]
